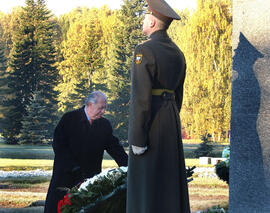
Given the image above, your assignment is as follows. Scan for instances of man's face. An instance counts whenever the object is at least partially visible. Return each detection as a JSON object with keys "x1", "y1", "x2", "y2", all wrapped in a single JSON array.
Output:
[{"x1": 87, "y1": 97, "x2": 107, "y2": 120}]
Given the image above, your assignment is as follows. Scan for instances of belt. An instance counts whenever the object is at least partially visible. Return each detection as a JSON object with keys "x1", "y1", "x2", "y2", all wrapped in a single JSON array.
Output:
[{"x1": 152, "y1": 89, "x2": 174, "y2": 96}]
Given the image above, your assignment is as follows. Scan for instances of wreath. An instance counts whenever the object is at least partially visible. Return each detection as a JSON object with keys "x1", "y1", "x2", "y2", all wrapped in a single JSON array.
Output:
[
  {"x1": 215, "y1": 147, "x2": 230, "y2": 184},
  {"x1": 58, "y1": 166, "x2": 195, "y2": 213},
  {"x1": 58, "y1": 167, "x2": 127, "y2": 213}
]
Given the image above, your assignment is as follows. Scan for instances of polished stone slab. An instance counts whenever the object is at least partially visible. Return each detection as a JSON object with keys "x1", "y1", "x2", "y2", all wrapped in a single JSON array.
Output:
[{"x1": 230, "y1": 0, "x2": 270, "y2": 212}]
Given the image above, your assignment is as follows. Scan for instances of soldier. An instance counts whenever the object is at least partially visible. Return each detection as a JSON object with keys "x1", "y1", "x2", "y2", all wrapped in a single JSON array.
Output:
[{"x1": 127, "y1": 0, "x2": 190, "y2": 212}]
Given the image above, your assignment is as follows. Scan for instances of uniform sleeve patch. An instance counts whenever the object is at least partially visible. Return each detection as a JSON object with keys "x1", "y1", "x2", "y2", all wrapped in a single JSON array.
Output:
[{"x1": 135, "y1": 54, "x2": 143, "y2": 64}]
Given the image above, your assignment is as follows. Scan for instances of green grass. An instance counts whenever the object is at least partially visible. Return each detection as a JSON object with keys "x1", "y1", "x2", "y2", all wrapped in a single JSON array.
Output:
[
  {"x1": 183, "y1": 139, "x2": 230, "y2": 145},
  {"x1": 0, "y1": 158, "x2": 213, "y2": 171},
  {"x1": 0, "y1": 140, "x2": 228, "y2": 210},
  {"x1": 0, "y1": 158, "x2": 53, "y2": 171},
  {"x1": 1, "y1": 176, "x2": 51, "y2": 188},
  {"x1": 0, "y1": 158, "x2": 53, "y2": 167},
  {"x1": 189, "y1": 177, "x2": 228, "y2": 211},
  {"x1": 0, "y1": 158, "x2": 227, "y2": 211},
  {"x1": 190, "y1": 177, "x2": 228, "y2": 189},
  {"x1": 0, "y1": 141, "x2": 229, "y2": 160},
  {"x1": 103, "y1": 158, "x2": 214, "y2": 168},
  {"x1": 0, "y1": 158, "x2": 125, "y2": 170},
  {"x1": 0, "y1": 176, "x2": 228, "y2": 211}
]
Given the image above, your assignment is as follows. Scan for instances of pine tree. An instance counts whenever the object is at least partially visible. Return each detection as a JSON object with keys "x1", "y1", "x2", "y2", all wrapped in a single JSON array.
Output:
[
  {"x1": 20, "y1": 91, "x2": 48, "y2": 144},
  {"x1": 194, "y1": 132, "x2": 214, "y2": 157},
  {"x1": 2, "y1": 15, "x2": 34, "y2": 143},
  {"x1": 34, "y1": 0, "x2": 59, "y2": 140},
  {"x1": 2, "y1": 0, "x2": 59, "y2": 143},
  {"x1": 67, "y1": 8, "x2": 106, "y2": 109},
  {"x1": 0, "y1": 47, "x2": 8, "y2": 134},
  {"x1": 105, "y1": 0, "x2": 147, "y2": 141},
  {"x1": 56, "y1": 7, "x2": 106, "y2": 111}
]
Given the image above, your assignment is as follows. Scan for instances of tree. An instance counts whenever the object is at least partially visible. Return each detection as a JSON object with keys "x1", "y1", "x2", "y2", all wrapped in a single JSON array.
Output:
[
  {"x1": 0, "y1": 47, "x2": 7, "y2": 132},
  {"x1": 194, "y1": 132, "x2": 214, "y2": 157},
  {"x1": 20, "y1": 91, "x2": 49, "y2": 144},
  {"x1": 105, "y1": 0, "x2": 147, "y2": 140},
  {"x1": 34, "y1": 0, "x2": 60, "y2": 139},
  {"x1": 1, "y1": 0, "x2": 59, "y2": 143},
  {"x1": 0, "y1": 8, "x2": 24, "y2": 58},
  {"x1": 56, "y1": 7, "x2": 107, "y2": 111},
  {"x1": 169, "y1": 0, "x2": 232, "y2": 140}
]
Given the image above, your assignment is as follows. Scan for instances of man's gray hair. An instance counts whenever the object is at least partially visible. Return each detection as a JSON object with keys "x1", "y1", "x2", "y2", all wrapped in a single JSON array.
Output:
[{"x1": 85, "y1": 91, "x2": 107, "y2": 105}]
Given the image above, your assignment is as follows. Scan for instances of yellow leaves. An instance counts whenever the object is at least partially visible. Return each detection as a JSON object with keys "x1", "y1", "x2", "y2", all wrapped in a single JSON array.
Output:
[
  {"x1": 55, "y1": 7, "x2": 120, "y2": 111},
  {"x1": 170, "y1": 0, "x2": 232, "y2": 140}
]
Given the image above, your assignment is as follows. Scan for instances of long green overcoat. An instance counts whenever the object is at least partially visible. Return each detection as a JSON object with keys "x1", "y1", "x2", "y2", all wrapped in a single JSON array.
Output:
[{"x1": 127, "y1": 30, "x2": 190, "y2": 213}]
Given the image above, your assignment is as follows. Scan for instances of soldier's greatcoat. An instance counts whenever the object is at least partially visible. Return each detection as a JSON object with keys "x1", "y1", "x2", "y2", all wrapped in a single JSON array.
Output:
[
  {"x1": 44, "y1": 107, "x2": 128, "y2": 213},
  {"x1": 127, "y1": 30, "x2": 190, "y2": 213}
]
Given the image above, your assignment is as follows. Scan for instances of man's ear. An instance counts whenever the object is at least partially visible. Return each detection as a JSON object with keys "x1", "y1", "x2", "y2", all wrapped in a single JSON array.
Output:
[{"x1": 150, "y1": 18, "x2": 155, "y2": 28}]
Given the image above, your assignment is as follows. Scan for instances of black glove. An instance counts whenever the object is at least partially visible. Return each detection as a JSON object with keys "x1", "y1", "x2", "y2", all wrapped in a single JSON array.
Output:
[
  {"x1": 186, "y1": 166, "x2": 196, "y2": 183},
  {"x1": 186, "y1": 166, "x2": 196, "y2": 178}
]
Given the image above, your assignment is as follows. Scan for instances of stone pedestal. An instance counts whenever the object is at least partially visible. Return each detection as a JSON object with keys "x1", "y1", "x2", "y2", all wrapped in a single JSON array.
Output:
[
  {"x1": 230, "y1": 0, "x2": 270, "y2": 212},
  {"x1": 199, "y1": 157, "x2": 211, "y2": 165}
]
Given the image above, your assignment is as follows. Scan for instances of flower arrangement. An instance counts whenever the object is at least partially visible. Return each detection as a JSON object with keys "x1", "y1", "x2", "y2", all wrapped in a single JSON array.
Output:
[
  {"x1": 58, "y1": 167, "x2": 127, "y2": 213},
  {"x1": 58, "y1": 193, "x2": 72, "y2": 213},
  {"x1": 215, "y1": 146, "x2": 230, "y2": 184},
  {"x1": 58, "y1": 165, "x2": 195, "y2": 213},
  {"x1": 203, "y1": 205, "x2": 227, "y2": 213}
]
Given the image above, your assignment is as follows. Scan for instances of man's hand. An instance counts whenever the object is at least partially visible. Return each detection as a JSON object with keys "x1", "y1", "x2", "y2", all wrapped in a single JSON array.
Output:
[{"x1": 132, "y1": 145, "x2": 147, "y2": 155}]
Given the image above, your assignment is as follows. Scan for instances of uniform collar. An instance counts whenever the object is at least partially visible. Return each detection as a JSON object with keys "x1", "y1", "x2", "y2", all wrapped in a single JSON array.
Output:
[{"x1": 150, "y1": 30, "x2": 169, "y2": 40}]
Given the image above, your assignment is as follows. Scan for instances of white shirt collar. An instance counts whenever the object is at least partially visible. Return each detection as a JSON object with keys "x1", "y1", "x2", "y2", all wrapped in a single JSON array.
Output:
[{"x1": 84, "y1": 106, "x2": 90, "y2": 121}]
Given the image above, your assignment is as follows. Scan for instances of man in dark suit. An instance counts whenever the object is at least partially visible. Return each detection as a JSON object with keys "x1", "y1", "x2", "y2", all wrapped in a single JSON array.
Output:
[
  {"x1": 44, "y1": 91, "x2": 128, "y2": 213},
  {"x1": 127, "y1": 0, "x2": 190, "y2": 212}
]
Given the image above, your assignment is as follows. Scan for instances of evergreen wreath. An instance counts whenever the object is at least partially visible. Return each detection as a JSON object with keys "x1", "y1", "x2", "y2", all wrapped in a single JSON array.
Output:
[
  {"x1": 215, "y1": 147, "x2": 230, "y2": 184},
  {"x1": 58, "y1": 166, "x2": 196, "y2": 213},
  {"x1": 59, "y1": 167, "x2": 127, "y2": 213}
]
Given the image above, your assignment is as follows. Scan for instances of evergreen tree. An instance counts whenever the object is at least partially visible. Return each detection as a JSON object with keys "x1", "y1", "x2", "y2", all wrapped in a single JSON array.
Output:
[
  {"x1": 0, "y1": 8, "x2": 23, "y2": 58},
  {"x1": 57, "y1": 7, "x2": 106, "y2": 111},
  {"x1": 34, "y1": 0, "x2": 59, "y2": 140},
  {"x1": 105, "y1": 0, "x2": 147, "y2": 141},
  {"x1": 2, "y1": 0, "x2": 58, "y2": 143},
  {"x1": 0, "y1": 47, "x2": 7, "y2": 132},
  {"x1": 194, "y1": 132, "x2": 214, "y2": 157},
  {"x1": 67, "y1": 8, "x2": 106, "y2": 109},
  {"x1": 20, "y1": 91, "x2": 48, "y2": 144},
  {"x1": 55, "y1": 3, "x2": 146, "y2": 140}
]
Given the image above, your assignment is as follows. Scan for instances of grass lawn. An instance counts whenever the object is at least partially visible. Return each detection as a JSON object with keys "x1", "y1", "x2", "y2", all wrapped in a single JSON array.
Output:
[
  {"x1": 0, "y1": 158, "x2": 208, "y2": 171},
  {"x1": 0, "y1": 176, "x2": 228, "y2": 211},
  {"x1": 0, "y1": 178, "x2": 49, "y2": 208},
  {"x1": 0, "y1": 141, "x2": 229, "y2": 159},
  {"x1": 189, "y1": 178, "x2": 228, "y2": 211},
  {"x1": 0, "y1": 158, "x2": 227, "y2": 211}
]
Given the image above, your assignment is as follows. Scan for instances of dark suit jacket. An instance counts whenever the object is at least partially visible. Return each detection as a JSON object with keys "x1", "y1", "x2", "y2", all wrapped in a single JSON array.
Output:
[{"x1": 44, "y1": 107, "x2": 128, "y2": 213}]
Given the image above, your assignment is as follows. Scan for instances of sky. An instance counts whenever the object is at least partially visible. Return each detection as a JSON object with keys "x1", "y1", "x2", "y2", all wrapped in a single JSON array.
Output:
[{"x1": 0, "y1": 0, "x2": 197, "y2": 16}]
